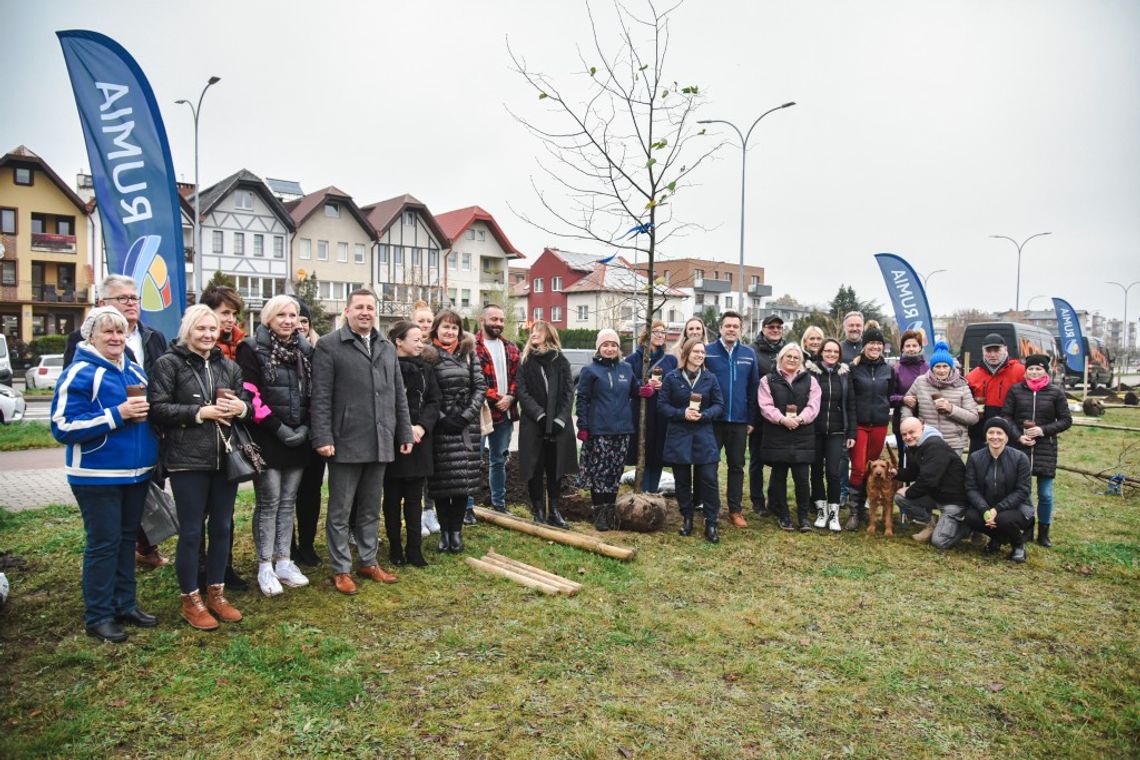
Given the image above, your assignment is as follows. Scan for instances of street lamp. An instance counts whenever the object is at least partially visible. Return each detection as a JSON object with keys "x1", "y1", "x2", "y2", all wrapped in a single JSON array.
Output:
[
  {"x1": 1026, "y1": 294, "x2": 1048, "y2": 311},
  {"x1": 176, "y1": 75, "x2": 221, "y2": 299},
  {"x1": 699, "y1": 101, "x2": 795, "y2": 335},
  {"x1": 989, "y1": 231, "x2": 1051, "y2": 312},
  {"x1": 921, "y1": 268, "x2": 947, "y2": 291},
  {"x1": 1106, "y1": 280, "x2": 1140, "y2": 388}
]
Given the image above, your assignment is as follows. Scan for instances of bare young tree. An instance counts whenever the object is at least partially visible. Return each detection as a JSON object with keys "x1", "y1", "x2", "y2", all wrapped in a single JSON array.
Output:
[{"x1": 509, "y1": 0, "x2": 717, "y2": 486}]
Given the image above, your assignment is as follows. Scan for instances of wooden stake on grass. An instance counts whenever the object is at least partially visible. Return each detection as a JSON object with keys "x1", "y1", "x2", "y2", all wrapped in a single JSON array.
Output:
[
  {"x1": 472, "y1": 507, "x2": 637, "y2": 561},
  {"x1": 465, "y1": 557, "x2": 562, "y2": 595},
  {"x1": 484, "y1": 548, "x2": 581, "y2": 594}
]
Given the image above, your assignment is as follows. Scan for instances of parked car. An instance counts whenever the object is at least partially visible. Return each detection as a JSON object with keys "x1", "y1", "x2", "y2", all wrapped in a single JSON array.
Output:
[
  {"x1": 562, "y1": 349, "x2": 595, "y2": 383},
  {"x1": 1055, "y1": 335, "x2": 1113, "y2": 389},
  {"x1": 958, "y1": 322, "x2": 1059, "y2": 374},
  {"x1": 0, "y1": 334, "x2": 11, "y2": 385},
  {"x1": 25, "y1": 354, "x2": 65, "y2": 390},
  {"x1": 0, "y1": 384, "x2": 25, "y2": 424}
]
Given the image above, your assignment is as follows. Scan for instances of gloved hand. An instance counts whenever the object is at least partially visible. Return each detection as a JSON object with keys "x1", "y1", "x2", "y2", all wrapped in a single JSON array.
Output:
[
  {"x1": 440, "y1": 413, "x2": 467, "y2": 434},
  {"x1": 637, "y1": 384, "x2": 655, "y2": 398},
  {"x1": 276, "y1": 424, "x2": 308, "y2": 447},
  {"x1": 577, "y1": 428, "x2": 589, "y2": 442}
]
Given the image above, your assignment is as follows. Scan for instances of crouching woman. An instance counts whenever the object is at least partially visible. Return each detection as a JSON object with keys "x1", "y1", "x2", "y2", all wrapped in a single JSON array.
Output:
[
  {"x1": 657, "y1": 339, "x2": 724, "y2": 542},
  {"x1": 964, "y1": 418, "x2": 1033, "y2": 563}
]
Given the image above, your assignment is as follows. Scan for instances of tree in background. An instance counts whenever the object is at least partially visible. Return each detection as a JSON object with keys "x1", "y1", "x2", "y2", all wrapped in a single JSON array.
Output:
[
  {"x1": 789, "y1": 311, "x2": 838, "y2": 343},
  {"x1": 944, "y1": 308, "x2": 995, "y2": 350},
  {"x1": 510, "y1": 0, "x2": 717, "y2": 487},
  {"x1": 828, "y1": 284, "x2": 892, "y2": 343},
  {"x1": 292, "y1": 270, "x2": 334, "y2": 336},
  {"x1": 207, "y1": 270, "x2": 236, "y2": 290}
]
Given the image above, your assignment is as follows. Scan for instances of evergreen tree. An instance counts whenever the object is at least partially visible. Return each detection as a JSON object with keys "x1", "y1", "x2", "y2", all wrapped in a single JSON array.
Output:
[{"x1": 292, "y1": 271, "x2": 334, "y2": 336}]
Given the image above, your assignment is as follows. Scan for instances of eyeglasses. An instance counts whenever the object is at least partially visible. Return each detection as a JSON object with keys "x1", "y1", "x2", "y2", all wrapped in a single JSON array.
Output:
[
  {"x1": 651, "y1": 330, "x2": 666, "y2": 336},
  {"x1": 108, "y1": 295, "x2": 141, "y2": 305}
]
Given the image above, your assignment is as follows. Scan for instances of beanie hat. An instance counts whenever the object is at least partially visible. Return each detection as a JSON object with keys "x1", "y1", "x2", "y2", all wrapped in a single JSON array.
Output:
[
  {"x1": 929, "y1": 340, "x2": 954, "y2": 369},
  {"x1": 1024, "y1": 354, "x2": 1050, "y2": 370},
  {"x1": 296, "y1": 299, "x2": 311, "y2": 320},
  {"x1": 984, "y1": 417, "x2": 1012, "y2": 437},
  {"x1": 862, "y1": 327, "x2": 885, "y2": 346},
  {"x1": 80, "y1": 306, "x2": 125, "y2": 340},
  {"x1": 596, "y1": 328, "x2": 620, "y2": 350}
]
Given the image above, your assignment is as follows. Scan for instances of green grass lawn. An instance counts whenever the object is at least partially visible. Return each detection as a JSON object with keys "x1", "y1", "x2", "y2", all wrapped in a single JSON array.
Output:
[
  {"x1": 0, "y1": 421, "x2": 57, "y2": 452},
  {"x1": 1, "y1": 417, "x2": 1137, "y2": 758}
]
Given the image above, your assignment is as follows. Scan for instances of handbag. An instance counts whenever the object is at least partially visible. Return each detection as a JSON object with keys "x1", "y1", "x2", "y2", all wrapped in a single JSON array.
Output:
[
  {"x1": 140, "y1": 481, "x2": 179, "y2": 544},
  {"x1": 218, "y1": 421, "x2": 266, "y2": 483}
]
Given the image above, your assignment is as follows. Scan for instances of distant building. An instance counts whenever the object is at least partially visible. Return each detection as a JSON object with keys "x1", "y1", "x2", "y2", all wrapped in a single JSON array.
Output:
[
  {"x1": 435, "y1": 206, "x2": 524, "y2": 318},
  {"x1": 285, "y1": 186, "x2": 375, "y2": 317},
  {"x1": 525, "y1": 248, "x2": 598, "y2": 329},
  {"x1": 360, "y1": 194, "x2": 449, "y2": 319},
  {"x1": 634, "y1": 257, "x2": 770, "y2": 333}
]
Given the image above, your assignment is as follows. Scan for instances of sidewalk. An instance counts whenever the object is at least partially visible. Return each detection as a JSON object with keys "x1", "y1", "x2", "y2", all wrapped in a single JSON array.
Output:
[{"x1": 0, "y1": 447, "x2": 74, "y2": 512}]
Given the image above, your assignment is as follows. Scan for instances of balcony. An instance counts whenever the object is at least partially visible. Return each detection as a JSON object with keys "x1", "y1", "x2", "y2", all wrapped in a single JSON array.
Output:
[
  {"x1": 748, "y1": 283, "x2": 773, "y2": 297},
  {"x1": 32, "y1": 284, "x2": 81, "y2": 303},
  {"x1": 694, "y1": 277, "x2": 730, "y2": 293},
  {"x1": 30, "y1": 233, "x2": 77, "y2": 254},
  {"x1": 479, "y1": 269, "x2": 505, "y2": 286}
]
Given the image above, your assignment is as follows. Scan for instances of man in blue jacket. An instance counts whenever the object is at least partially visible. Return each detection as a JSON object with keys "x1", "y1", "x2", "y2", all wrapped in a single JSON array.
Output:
[{"x1": 704, "y1": 311, "x2": 760, "y2": 527}]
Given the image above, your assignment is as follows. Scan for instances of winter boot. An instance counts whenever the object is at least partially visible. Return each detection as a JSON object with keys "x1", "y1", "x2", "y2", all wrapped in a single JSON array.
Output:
[
  {"x1": 797, "y1": 504, "x2": 813, "y2": 532},
  {"x1": 180, "y1": 591, "x2": 219, "y2": 631},
  {"x1": 912, "y1": 514, "x2": 938, "y2": 544},
  {"x1": 546, "y1": 498, "x2": 569, "y2": 529},
  {"x1": 679, "y1": 513, "x2": 694, "y2": 536},
  {"x1": 206, "y1": 584, "x2": 243, "y2": 623},
  {"x1": 844, "y1": 495, "x2": 866, "y2": 531},
  {"x1": 827, "y1": 503, "x2": 842, "y2": 532},
  {"x1": 593, "y1": 505, "x2": 611, "y2": 532},
  {"x1": 813, "y1": 500, "x2": 828, "y2": 529},
  {"x1": 528, "y1": 498, "x2": 545, "y2": 524},
  {"x1": 1037, "y1": 523, "x2": 1052, "y2": 548}
]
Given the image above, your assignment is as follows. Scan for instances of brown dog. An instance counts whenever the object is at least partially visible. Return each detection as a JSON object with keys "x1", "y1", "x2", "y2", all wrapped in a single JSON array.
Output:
[{"x1": 865, "y1": 446, "x2": 899, "y2": 536}]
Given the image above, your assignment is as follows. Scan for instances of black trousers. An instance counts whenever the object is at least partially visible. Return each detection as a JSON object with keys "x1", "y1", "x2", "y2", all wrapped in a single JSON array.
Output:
[
  {"x1": 171, "y1": 471, "x2": 238, "y2": 593},
  {"x1": 436, "y1": 495, "x2": 469, "y2": 531},
  {"x1": 811, "y1": 434, "x2": 845, "y2": 504},
  {"x1": 747, "y1": 425, "x2": 773, "y2": 509},
  {"x1": 715, "y1": 422, "x2": 749, "y2": 513},
  {"x1": 768, "y1": 462, "x2": 811, "y2": 520},
  {"x1": 963, "y1": 507, "x2": 1032, "y2": 546},
  {"x1": 293, "y1": 455, "x2": 326, "y2": 551},
  {"x1": 673, "y1": 463, "x2": 720, "y2": 523},
  {"x1": 527, "y1": 440, "x2": 561, "y2": 505},
  {"x1": 383, "y1": 475, "x2": 423, "y2": 555}
]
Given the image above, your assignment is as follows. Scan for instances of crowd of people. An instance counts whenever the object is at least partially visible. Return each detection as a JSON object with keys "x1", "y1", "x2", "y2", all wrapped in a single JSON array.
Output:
[{"x1": 50, "y1": 277, "x2": 1072, "y2": 643}]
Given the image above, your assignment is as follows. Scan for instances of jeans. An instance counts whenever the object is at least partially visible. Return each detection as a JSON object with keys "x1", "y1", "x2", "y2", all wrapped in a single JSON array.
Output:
[
  {"x1": 253, "y1": 466, "x2": 304, "y2": 563},
  {"x1": 893, "y1": 492, "x2": 938, "y2": 524},
  {"x1": 715, "y1": 422, "x2": 749, "y2": 513},
  {"x1": 641, "y1": 466, "x2": 663, "y2": 493},
  {"x1": 673, "y1": 463, "x2": 720, "y2": 524},
  {"x1": 170, "y1": 471, "x2": 239, "y2": 593},
  {"x1": 811, "y1": 434, "x2": 845, "y2": 504},
  {"x1": 484, "y1": 420, "x2": 514, "y2": 508},
  {"x1": 72, "y1": 482, "x2": 149, "y2": 627},
  {"x1": 326, "y1": 461, "x2": 386, "y2": 574},
  {"x1": 839, "y1": 450, "x2": 850, "y2": 503},
  {"x1": 1033, "y1": 477, "x2": 1055, "y2": 525}
]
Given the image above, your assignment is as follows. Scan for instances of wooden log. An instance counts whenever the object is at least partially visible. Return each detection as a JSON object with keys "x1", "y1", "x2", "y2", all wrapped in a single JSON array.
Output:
[
  {"x1": 1056, "y1": 463, "x2": 1140, "y2": 486},
  {"x1": 1070, "y1": 418, "x2": 1140, "y2": 433},
  {"x1": 484, "y1": 549, "x2": 582, "y2": 593},
  {"x1": 465, "y1": 557, "x2": 562, "y2": 595},
  {"x1": 479, "y1": 556, "x2": 580, "y2": 595},
  {"x1": 472, "y1": 506, "x2": 637, "y2": 561}
]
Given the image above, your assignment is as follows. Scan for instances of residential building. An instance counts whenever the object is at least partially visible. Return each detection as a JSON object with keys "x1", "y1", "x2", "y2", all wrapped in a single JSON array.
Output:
[
  {"x1": 286, "y1": 186, "x2": 376, "y2": 317},
  {"x1": 998, "y1": 308, "x2": 1092, "y2": 335},
  {"x1": 562, "y1": 257, "x2": 686, "y2": 332},
  {"x1": 763, "y1": 302, "x2": 815, "y2": 331},
  {"x1": 360, "y1": 194, "x2": 450, "y2": 319},
  {"x1": 0, "y1": 146, "x2": 91, "y2": 342},
  {"x1": 524, "y1": 248, "x2": 598, "y2": 329},
  {"x1": 192, "y1": 169, "x2": 295, "y2": 320},
  {"x1": 435, "y1": 206, "x2": 524, "y2": 318},
  {"x1": 634, "y1": 257, "x2": 770, "y2": 332},
  {"x1": 510, "y1": 276, "x2": 530, "y2": 324}
]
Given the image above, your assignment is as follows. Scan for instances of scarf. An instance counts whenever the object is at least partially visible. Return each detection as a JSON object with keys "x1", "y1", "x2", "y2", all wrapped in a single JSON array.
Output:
[
  {"x1": 926, "y1": 365, "x2": 963, "y2": 390},
  {"x1": 899, "y1": 353, "x2": 925, "y2": 366},
  {"x1": 433, "y1": 337, "x2": 458, "y2": 354},
  {"x1": 1026, "y1": 375, "x2": 1050, "y2": 392},
  {"x1": 267, "y1": 330, "x2": 311, "y2": 395}
]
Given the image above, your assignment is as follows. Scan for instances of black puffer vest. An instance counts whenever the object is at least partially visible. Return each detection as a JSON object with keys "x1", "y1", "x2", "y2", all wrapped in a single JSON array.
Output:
[
  {"x1": 247, "y1": 325, "x2": 312, "y2": 428},
  {"x1": 760, "y1": 370, "x2": 816, "y2": 464}
]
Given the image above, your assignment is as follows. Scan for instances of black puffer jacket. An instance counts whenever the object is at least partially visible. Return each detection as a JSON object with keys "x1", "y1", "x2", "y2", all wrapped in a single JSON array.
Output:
[
  {"x1": 896, "y1": 430, "x2": 967, "y2": 504},
  {"x1": 806, "y1": 360, "x2": 857, "y2": 438},
  {"x1": 965, "y1": 445, "x2": 1033, "y2": 520},
  {"x1": 850, "y1": 354, "x2": 897, "y2": 426},
  {"x1": 424, "y1": 334, "x2": 486, "y2": 498},
  {"x1": 235, "y1": 326, "x2": 314, "y2": 469},
  {"x1": 1001, "y1": 380, "x2": 1072, "y2": 478},
  {"x1": 148, "y1": 343, "x2": 251, "y2": 473},
  {"x1": 387, "y1": 355, "x2": 441, "y2": 479}
]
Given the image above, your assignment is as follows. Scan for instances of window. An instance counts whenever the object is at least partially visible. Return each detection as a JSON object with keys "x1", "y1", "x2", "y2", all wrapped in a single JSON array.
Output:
[
  {"x1": 403, "y1": 211, "x2": 416, "y2": 226},
  {"x1": 551, "y1": 306, "x2": 562, "y2": 322},
  {"x1": 0, "y1": 208, "x2": 15, "y2": 234},
  {"x1": 30, "y1": 214, "x2": 45, "y2": 234},
  {"x1": 13, "y1": 167, "x2": 32, "y2": 186},
  {"x1": 299, "y1": 238, "x2": 311, "y2": 260},
  {"x1": 354, "y1": 244, "x2": 365, "y2": 265},
  {"x1": 725, "y1": 296, "x2": 734, "y2": 309},
  {"x1": 253, "y1": 234, "x2": 264, "y2": 257},
  {"x1": 412, "y1": 248, "x2": 422, "y2": 266},
  {"x1": 0, "y1": 260, "x2": 15, "y2": 286},
  {"x1": 750, "y1": 275, "x2": 760, "y2": 287},
  {"x1": 668, "y1": 309, "x2": 678, "y2": 322},
  {"x1": 752, "y1": 298, "x2": 761, "y2": 311},
  {"x1": 461, "y1": 252, "x2": 471, "y2": 270},
  {"x1": 551, "y1": 276, "x2": 562, "y2": 291},
  {"x1": 533, "y1": 278, "x2": 544, "y2": 293},
  {"x1": 466, "y1": 229, "x2": 476, "y2": 240},
  {"x1": 394, "y1": 246, "x2": 404, "y2": 265},
  {"x1": 693, "y1": 268, "x2": 704, "y2": 282},
  {"x1": 447, "y1": 288, "x2": 457, "y2": 304},
  {"x1": 577, "y1": 305, "x2": 588, "y2": 321},
  {"x1": 324, "y1": 203, "x2": 340, "y2": 218},
  {"x1": 234, "y1": 233, "x2": 245, "y2": 255},
  {"x1": 620, "y1": 305, "x2": 633, "y2": 321},
  {"x1": 274, "y1": 236, "x2": 284, "y2": 258},
  {"x1": 448, "y1": 252, "x2": 458, "y2": 269},
  {"x1": 725, "y1": 272, "x2": 733, "y2": 286},
  {"x1": 533, "y1": 307, "x2": 543, "y2": 321},
  {"x1": 477, "y1": 229, "x2": 486, "y2": 242},
  {"x1": 662, "y1": 270, "x2": 671, "y2": 284},
  {"x1": 378, "y1": 244, "x2": 389, "y2": 264},
  {"x1": 212, "y1": 230, "x2": 224, "y2": 253},
  {"x1": 317, "y1": 240, "x2": 328, "y2": 260},
  {"x1": 695, "y1": 293, "x2": 705, "y2": 306},
  {"x1": 337, "y1": 242, "x2": 348, "y2": 262},
  {"x1": 428, "y1": 249, "x2": 438, "y2": 268},
  {"x1": 57, "y1": 217, "x2": 74, "y2": 236},
  {"x1": 235, "y1": 190, "x2": 254, "y2": 210},
  {"x1": 461, "y1": 289, "x2": 471, "y2": 307}
]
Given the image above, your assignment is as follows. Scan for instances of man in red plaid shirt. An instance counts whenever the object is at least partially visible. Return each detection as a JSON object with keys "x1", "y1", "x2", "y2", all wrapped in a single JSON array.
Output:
[{"x1": 472, "y1": 304, "x2": 520, "y2": 518}]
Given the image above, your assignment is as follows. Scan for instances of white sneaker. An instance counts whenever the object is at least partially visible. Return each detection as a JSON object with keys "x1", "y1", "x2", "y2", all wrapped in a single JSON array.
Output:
[
  {"x1": 827, "y1": 504, "x2": 842, "y2": 532},
  {"x1": 813, "y1": 500, "x2": 828, "y2": 529},
  {"x1": 422, "y1": 507, "x2": 441, "y2": 535},
  {"x1": 258, "y1": 562, "x2": 284, "y2": 597},
  {"x1": 275, "y1": 559, "x2": 310, "y2": 588}
]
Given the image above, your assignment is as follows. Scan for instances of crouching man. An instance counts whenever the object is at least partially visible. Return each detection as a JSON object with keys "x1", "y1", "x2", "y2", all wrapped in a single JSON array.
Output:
[{"x1": 893, "y1": 417, "x2": 967, "y2": 547}]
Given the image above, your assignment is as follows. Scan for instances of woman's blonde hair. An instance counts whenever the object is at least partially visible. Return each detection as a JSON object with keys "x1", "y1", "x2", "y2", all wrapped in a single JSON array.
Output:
[
  {"x1": 799, "y1": 325, "x2": 825, "y2": 349},
  {"x1": 679, "y1": 337, "x2": 706, "y2": 369},
  {"x1": 259, "y1": 294, "x2": 301, "y2": 327},
  {"x1": 673, "y1": 317, "x2": 708, "y2": 358},
  {"x1": 522, "y1": 320, "x2": 561, "y2": 363},
  {"x1": 177, "y1": 303, "x2": 220, "y2": 346}
]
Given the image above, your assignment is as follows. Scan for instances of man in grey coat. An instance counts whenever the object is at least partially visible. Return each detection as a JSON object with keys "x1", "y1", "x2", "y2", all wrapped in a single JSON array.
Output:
[{"x1": 311, "y1": 289, "x2": 413, "y2": 595}]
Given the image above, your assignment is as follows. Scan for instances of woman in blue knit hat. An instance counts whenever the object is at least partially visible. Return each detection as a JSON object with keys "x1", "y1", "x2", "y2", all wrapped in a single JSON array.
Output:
[{"x1": 902, "y1": 340, "x2": 979, "y2": 455}]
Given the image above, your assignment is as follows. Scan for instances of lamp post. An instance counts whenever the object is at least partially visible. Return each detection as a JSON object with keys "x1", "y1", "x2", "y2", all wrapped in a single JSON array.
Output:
[
  {"x1": 989, "y1": 231, "x2": 1051, "y2": 313},
  {"x1": 176, "y1": 75, "x2": 221, "y2": 299},
  {"x1": 1106, "y1": 280, "x2": 1140, "y2": 388},
  {"x1": 699, "y1": 101, "x2": 795, "y2": 335},
  {"x1": 921, "y1": 268, "x2": 947, "y2": 291}
]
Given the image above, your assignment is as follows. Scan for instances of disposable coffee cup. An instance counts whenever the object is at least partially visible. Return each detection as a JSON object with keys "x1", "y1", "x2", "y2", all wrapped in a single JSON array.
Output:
[
  {"x1": 125, "y1": 385, "x2": 146, "y2": 398},
  {"x1": 689, "y1": 392, "x2": 702, "y2": 412},
  {"x1": 786, "y1": 404, "x2": 798, "y2": 415}
]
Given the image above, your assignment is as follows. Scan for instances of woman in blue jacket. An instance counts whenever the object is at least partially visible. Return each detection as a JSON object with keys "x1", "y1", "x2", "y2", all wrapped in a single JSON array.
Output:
[
  {"x1": 624, "y1": 320, "x2": 677, "y2": 493},
  {"x1": 51, "y1": 307, "x2": 159, "y2": 643},
  {"x1": 576, "y1": 329, "x2": 653, "y2": 531},
  {"x1": 658, "y1": 339, "x2": 724, "y2": 542}
]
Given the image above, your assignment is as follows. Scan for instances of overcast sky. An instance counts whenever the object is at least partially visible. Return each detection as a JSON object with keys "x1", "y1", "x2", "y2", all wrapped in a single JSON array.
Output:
[{"x1": 4, "y1": 0, "x2": 1138, "y2": 322}]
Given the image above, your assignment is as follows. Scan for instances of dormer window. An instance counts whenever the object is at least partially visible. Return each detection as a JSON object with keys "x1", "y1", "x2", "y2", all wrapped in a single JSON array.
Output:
[
  {"x1": 13, "y1": 167, "x2": 32, "y2": 186},
  {"x1": 324, "y1": 202, "x2": 340, "y2": 218},
  {"x1": 235, "y1": 190, "x2": 254, "y2": 210}
]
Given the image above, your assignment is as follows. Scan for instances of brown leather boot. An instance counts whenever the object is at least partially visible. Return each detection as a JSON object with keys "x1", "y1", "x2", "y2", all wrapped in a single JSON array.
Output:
[
  {"x1": 206, "y1": 584, "x2": 243, "y2": 623},
  {"x1": 912, "y1": 515, "x2": 937, "y2": 544},
  {"x1": 180, "y1": 591, "x2": 219, "y2": 630}
]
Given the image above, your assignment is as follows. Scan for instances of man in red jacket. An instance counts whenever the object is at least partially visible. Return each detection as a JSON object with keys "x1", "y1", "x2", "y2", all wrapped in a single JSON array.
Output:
[
  {"x1": 966, "y1": 333, "x2": 1025, "y2": 453},
  {"x1": 473, "y1": 304, "x2": 520, "y2": 518}
]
